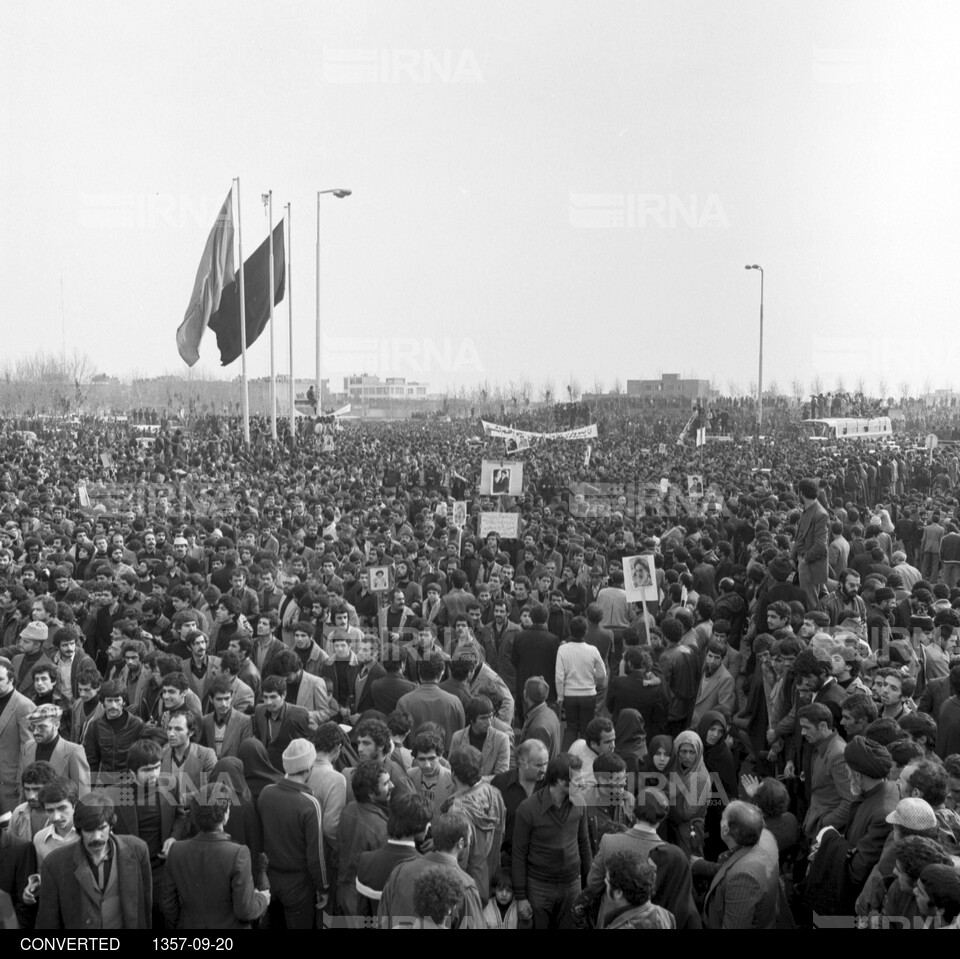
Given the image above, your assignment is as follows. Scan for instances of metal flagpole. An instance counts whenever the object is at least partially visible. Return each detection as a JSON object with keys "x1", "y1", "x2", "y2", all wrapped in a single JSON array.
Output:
[
  {"x1": 235, "y1": 177, "x2": 250, "y2": 446},
  {"x1": 263, "y1": 190, "x2": 277, "y2": 441},
  {"x1": 287, "y1": 201, "x2": 295, "y2": 448},
  {"x1": 315, "y1": 192, "x2": 321, "y2": 415}
]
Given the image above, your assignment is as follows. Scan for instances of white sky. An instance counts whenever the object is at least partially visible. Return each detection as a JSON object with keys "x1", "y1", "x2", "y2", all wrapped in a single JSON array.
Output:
[{"x1": 2, "y1": 0, "x2": 959, "y2": 397}]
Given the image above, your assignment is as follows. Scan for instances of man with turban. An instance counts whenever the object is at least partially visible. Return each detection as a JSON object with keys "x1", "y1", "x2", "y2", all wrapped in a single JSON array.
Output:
[{"x1": 803, "y1": 736, "x2": 900, "y2": 916}]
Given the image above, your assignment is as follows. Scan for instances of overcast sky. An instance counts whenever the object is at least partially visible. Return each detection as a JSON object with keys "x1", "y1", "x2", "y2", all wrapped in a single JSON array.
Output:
[{"x1": 2, "y1": 1, "x2": 958, "y2": 397}]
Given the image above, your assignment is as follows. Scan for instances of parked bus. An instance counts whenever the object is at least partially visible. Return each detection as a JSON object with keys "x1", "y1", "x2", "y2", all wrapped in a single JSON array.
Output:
[{"x1": 801, "y1": 416, "x2": 893, "y2": 441}]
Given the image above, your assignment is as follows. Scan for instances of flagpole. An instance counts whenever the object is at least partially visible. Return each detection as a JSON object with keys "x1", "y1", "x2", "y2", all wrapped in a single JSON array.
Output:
[
  {"x1": 234, "y1": 177, "x2": 250, "y2": 446},
  {"x1": 287, "y1": 201, "x2": 295, "y2": 449},
  {"x1": 315, "y1": 192, "x2": 321, "y2": 415},
  {"x1": 264, "y1": 190, "x2": 277, "y2": 441}
]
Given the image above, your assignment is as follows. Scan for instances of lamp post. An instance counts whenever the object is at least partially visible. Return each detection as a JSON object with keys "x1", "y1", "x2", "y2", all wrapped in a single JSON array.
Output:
[
  {"x1": 745, "y1": 264, "x2": 764, "y2": 436},
  {"x1": 316, "y1": 189, "x2": 352, "y2": 414}
]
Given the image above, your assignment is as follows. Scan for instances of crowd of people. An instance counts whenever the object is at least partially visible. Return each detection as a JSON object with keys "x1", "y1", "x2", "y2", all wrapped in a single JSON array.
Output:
[{"x1": 1, "y1": 404, "x2": 960, "y2": 931}]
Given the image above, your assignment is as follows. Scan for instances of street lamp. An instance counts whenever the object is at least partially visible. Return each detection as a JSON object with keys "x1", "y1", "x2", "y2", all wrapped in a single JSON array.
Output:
[
  {"x1": 745, "y1": 264, "x2": 764, "y2": 435},
  {"x1": 316, "y1": 189, "x2": 352, "y2": 413}
]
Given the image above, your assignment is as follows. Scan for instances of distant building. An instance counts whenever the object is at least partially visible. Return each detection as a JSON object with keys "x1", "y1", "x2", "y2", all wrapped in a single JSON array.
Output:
[
  {"x1": 344, "y1": 375, "x2": 429, "y2": 402},
  {"x1": 626, "y1": 374, "x2": 714, "y2": 400}
]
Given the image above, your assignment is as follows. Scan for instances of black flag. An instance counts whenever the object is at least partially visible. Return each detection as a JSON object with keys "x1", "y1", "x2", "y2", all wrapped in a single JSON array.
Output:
[{"x1": 209, "y1": 220, "x2": 285, "y2": 366}]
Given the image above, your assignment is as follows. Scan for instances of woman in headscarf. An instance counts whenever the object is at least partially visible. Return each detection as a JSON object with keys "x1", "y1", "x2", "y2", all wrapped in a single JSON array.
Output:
[
  {"x1": 614, "y1": 709, "x2": 647, "y2": 774},
  {"x1": 238, "y1": 738, "x2": 282, "y2": 801},
  {"x1": 661, "y1": 730, "x2": 710, "y2": 858},
  {"x1": 209, "y1": 755, "x2": 263, "y2": 864},
  {"x1": 696, "y1": 711, "x2": 738, "y2": 860}
]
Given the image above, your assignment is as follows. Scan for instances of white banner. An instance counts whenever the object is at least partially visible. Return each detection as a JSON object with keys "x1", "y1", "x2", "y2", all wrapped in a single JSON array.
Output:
[
  {"x1": 481, "y1": 420, "x2": 598, "y2": 441},
  {"x1": 479, "y1": 512, "x2": 520, "y2": 539}
]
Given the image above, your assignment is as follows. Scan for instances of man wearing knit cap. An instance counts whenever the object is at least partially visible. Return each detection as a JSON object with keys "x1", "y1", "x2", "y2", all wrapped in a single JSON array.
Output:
[
  {"x1": 256, "y1": 738, "x2": 328, "y2": 928},
  {"x1": 10, "y1": 622, "x2": 51, "y2": 694}
]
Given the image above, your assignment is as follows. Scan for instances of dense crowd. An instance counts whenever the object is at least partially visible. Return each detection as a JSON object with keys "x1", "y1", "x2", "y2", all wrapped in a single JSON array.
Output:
[{"x1": 1, "y1": 405, "x2": 960, "y2": 931}]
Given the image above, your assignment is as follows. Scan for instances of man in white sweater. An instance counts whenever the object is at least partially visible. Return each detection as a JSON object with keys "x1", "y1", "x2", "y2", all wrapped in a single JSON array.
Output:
[{"x1": 555, "y1": 617, "x2": 606, "y2": 751}]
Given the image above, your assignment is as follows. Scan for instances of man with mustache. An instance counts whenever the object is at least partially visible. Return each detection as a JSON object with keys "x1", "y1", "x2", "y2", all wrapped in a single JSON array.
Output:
[{"x1": 36, "y1": 792, "x2": 152, "y2": 929}]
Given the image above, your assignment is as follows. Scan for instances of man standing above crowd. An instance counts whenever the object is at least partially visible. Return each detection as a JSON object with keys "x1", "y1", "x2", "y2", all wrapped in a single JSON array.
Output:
[{"x1": 792, "y1": 478, "x2": 830, "y2": 610}]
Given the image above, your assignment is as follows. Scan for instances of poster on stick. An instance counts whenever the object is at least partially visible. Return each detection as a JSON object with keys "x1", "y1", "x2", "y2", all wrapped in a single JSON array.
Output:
[
  {"x1": 479, "y1": 512, "x2": 520, "y2": 539},
  {"x1": 623, "y1": 554, "x2": 658, "y2": 603},
  {"x1": 479, "y1": 460, "x2": 524, "y2": 496}
]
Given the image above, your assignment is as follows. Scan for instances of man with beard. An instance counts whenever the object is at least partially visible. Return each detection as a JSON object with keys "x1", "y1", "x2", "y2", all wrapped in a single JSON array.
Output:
[
  {"x1": 820, "y1": 570, "x2": 867, "y2": 628},
  {"x1": 805, "y1": 737, "x2": 899, "y2": 915},
  {"x1": 19, "y1": 704, "x2": 90, "y2": 798},
  {"x1": 690, "y1": 641, "x2": 736, "y2": 728},
  {"x1": 36, "y1": 792, "x2": 152, "y2": 929},
  {"x1": 482, "y1": 599, "x2": 519, "y2": 695}
]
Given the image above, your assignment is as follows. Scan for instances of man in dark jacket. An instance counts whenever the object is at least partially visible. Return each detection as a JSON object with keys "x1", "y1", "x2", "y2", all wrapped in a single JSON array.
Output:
[
  {"x1": 257, "y1": 739, "x2": 327, "y2": 928},
  {"x1": 83, "y1": 679, "x2": 149, "y2": 788},
  {"x1": 161, "y1": 781, "x2": 269, "y2": 929},
  {"x1": 253, "y1": 676, "x2": 311, "y2": 769},
  {"x1": 370, "y1": 645, "x2": 416, "y2": 715},
  {"x1": 605, "y1": 647, "x2": 667, "y2": 736},
  {"x1": 511, "y1": 604, "x2": 560, "y2": 724}
]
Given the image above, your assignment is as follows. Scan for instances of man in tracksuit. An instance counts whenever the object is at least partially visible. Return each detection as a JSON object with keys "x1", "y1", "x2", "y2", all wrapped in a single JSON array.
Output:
[{"x1": 257, "y1": 739, "x2": 328, "y2": 929}]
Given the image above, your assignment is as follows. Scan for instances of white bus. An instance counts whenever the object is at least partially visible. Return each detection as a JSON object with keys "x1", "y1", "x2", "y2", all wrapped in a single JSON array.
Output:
[{"x1": 801, "y1": 416, "x2": 893, "y2": 441}]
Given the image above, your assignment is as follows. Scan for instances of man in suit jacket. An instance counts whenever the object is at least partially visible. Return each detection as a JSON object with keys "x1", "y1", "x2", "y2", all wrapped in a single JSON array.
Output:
[
  {"x1": 519, "y1": 677, "x2": 562, "y2": 760},
  {"x1": 482, "y1": 602, "x2": 520, "y2": 696},
  {"x1": 605, "y1": 648, "x2": 667, "y2": 736},
  {"x1": 49, "y1": 627, "x2": 96, "y2": 703},
  {"x1": 160, "y1": 782, "x2": 269, "y2": 929},
  {"x1": 511, "y1": 604, "x2": 561, "y2": 723},
  {"x1": 36, "y1": 793, "x2": 152, "y2": 930},
  {"x1": 353, "y1": 638, "x2": 387, "y2": 716},
  {"x1": 799, "y1": 704, "x2": 855, "y2": 839},
  {"x1": 254, "y1": 676, "x2": 312, "y2": 768},
  {"x1": 161, "y1": 710, "x2": 217, "y2": 804},
  {"x1": 199, "y1": 677, "x2": 254, "y2": 760},
  {"x1": 274, "y1": 650, "x2": 335, "y2": 728},
  {"x1": 450, "y1": 700, "x2": 510, "y2": 780},
  {"x1": 251, "y1": 616, "x2": 286, "y2": 676},
  {"x1": 690, "y1": 644, "x2": 736, "y2": 729},
  {"x1": 791, "y1": 478, "x2": 830, "y2": 611},
  {"x1": 370, "y1": 655, "x2": 416, "y2": 716},
  {"x1": 0, "y1": 663, "x2": 34, "y2": 813},
  {"x1": 702, "y1": 802, "x2": 779, "y2": 929},
  {"x1": 181, "y1": 632, "x2": 222, "y2": 705},
  {"x1": 19, "y1": 704, "x2": 91, "y2": 798}
]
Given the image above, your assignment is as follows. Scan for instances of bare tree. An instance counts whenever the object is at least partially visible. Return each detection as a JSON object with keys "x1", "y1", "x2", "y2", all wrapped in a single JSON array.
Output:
[
  {"x1": 592, "y1": 374, "x2": 605, "y2": 396},
  {"x1": 855, "y1": 376, "x2": 866, "y2": 395},
  {"x1": 923, "y1": 377, "x2": 933, "y2": 399},
  {"x1": 878, "y1": 377, "x2": 888, "y2": 401},
  {"x1": 565, "y1": 375, "x2": 581, "y2": 402},
  {"x1": 899, "y1": 380, "x2": 911, "y2": 401},
  {"x1": 68, "y1": 350, "x2": 98, "y2": 412},
  {"x1": 835, "y1": 375, "x2": 845, "y2": 393},
  {"x1": 539, "y1": 379, "x2": 555, "y2": 404},
  {"x1": 766, "y1": 379, "x2": 780, "y2": 399},
  {"x1": 791, "y1": 378, "x2": 804, "y2": 403},
  {"x1": 810, "y1": 376, "x2": 823, "y2": 395},
  {"x1": 611, "y1": 378, "x2": 623, "y2": 395},
  {"x1": 727, "y1": 379, "x2": 740, "y2": 397}
]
